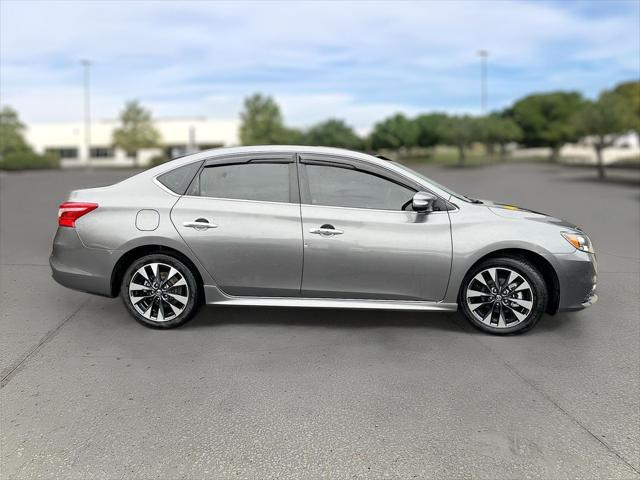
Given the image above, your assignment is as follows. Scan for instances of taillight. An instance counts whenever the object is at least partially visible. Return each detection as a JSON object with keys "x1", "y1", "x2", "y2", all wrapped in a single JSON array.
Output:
[{"x1": 58, "y1": 202, "x2": 98, "y2": 227}]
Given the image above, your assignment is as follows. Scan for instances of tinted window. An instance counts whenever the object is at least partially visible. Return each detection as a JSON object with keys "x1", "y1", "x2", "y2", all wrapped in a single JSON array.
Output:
[
  {"x1": 157, "y1": 161, "x2": 202, "y2": 194},
  {"x1": 198, "y1": 163, "x2": 290, "y2": 203},
  {"x1": 305, "y1": 164, "x2": 415, "y2": 210}
]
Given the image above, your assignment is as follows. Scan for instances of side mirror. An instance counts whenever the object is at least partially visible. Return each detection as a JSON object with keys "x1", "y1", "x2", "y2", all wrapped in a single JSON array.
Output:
[{"x1": 412, "y1": 191, "x2": 437, "y2": 213}]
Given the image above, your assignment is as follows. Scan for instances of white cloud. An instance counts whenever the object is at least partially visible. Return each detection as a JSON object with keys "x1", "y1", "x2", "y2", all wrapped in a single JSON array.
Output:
[{"x1": 1, "y1": 0, "x2": 638, "y2": 129}]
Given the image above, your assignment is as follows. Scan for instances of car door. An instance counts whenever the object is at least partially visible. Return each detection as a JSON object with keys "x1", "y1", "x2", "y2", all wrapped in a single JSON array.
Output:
[
  {"x1": 171, "y1": 153, "x2": 303, "y2": 297},
  {"x1": 298, "y1": 154, "x2": 452, "y2": 301}
]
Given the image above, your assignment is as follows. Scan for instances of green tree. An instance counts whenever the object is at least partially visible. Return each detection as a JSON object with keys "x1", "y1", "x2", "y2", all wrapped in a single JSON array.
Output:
[
  {"x1": 477, "y1": 114, "x2": 522, "y2": 159},
  {"x1": 573, "y1": 90, "x2": 636, "y2": 180},
  {"x1": 112, "y1": 100, "x2": 161, "y2": 166},
  {"x1": 612, "y1": 81, "x2": 640, "y2": 133},
  {"x1": 0, "y1": 106, "x2": 60, "y2": 170},
  {"x1": 0, "y1": 106, "x2": 30, "y2": 157},
  {"x1": 369, "y1": 113, "x2": 419, "y2": 152},
  {"x1": 239, "y1": 93, "x2": 287, "y2": 145},
  {"x1": 414, "y1": 113, "x2": 448, "y2": 151},
  {"x1": 509, "y1": 91, "x2": 584, "y2": 161},
  {"x1": 438, "y1": 115, "x2": 479, "y2": 165},
  {"x1": 280, "y1": 127, "x2": 307, "y2": 145},
  {"x1": 305, "y1": 119, "x2": 362, "y2": 150}
]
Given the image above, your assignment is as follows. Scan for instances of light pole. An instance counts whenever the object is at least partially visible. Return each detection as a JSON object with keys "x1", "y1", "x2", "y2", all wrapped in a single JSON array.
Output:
[
  {"x1": 477, "y1": 50, "x2": 488, "y2": 114},
  {"x1": 80, "y1": 59, "x2": 91, "y2": 164}
]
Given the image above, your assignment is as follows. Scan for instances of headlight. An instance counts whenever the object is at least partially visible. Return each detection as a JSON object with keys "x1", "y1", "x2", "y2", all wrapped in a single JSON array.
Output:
[{"x1": 561, "y1": 231, "x2": 594, "y2": 253}]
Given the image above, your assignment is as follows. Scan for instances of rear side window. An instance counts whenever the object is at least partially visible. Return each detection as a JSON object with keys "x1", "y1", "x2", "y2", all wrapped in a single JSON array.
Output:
[
  {"x1": 197, "y1": 163, "x2": 290, "y2": 203},
  {"x1": 157, "y1": 161, "x2": 202, "y2": 194}
]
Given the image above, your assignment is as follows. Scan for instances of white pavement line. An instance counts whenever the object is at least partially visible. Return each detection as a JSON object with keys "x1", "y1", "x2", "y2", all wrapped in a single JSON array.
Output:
[
  {"x1": 471, "y1": 336, "x2": 640, "y2": 477},
  {"x1": 0, "y1": 298, "x2": 91, "y2": 388}
]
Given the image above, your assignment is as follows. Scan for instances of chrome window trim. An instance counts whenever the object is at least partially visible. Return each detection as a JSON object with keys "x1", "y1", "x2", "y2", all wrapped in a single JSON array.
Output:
[
  {"x1": 152, "y1": 149, "x2": 459, "y2": 214},
  {"x1": 300, "y1": 202, "x2": 454, "y2": 215},
  {"x1": 154, "y1": 178, "x2": 457, "y2": 214},
  {"x1": 174, "y1": 192, "x2": 455, "y2": 214},
  {"x1": 179, "y1": 194, "x2": 299, "y2": 208},
  {"x1": 147, "y1": 146, "x2": 465, "y2": 202}
]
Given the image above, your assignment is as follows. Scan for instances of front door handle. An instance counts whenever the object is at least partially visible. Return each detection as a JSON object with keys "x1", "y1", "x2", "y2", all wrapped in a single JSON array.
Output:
[
  {"x1": 183, "y1": 219, "x2": 218, "y2": 230},
  {"x1": 309, "y1": 225, "x2": 344, "y2": 236}
]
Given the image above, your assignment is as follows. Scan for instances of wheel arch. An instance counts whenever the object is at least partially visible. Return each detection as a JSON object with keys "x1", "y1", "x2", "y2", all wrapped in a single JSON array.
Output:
[
  {"x1": 110, "y1": 244, "x2": 205, "y2": 301},
  {"x1": 458, "y1": 248, "x2": 560, "y2": 314}
]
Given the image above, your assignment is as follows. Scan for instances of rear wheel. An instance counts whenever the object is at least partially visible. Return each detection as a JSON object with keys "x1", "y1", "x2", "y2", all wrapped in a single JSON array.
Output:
[
  {"x1": 459, "y1": 256, "x2": 547, "y2": 335},
  {"x1": 121, "y1": 254, "x2": 200, "y2": 328}
]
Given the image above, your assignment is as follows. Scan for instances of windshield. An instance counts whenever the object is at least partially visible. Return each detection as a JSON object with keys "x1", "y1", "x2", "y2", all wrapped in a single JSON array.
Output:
[{"x1": 391, "y1": 163, "x2": 471, "y2": 202}]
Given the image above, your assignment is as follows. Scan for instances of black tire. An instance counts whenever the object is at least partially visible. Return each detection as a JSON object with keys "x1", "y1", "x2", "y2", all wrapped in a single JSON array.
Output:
[
  {"x1": 121, "y1": 253, "x2": 200, "y2": 329},
  {"x1": 459, "y1": 256, "x2": 547, "y2": 335}
]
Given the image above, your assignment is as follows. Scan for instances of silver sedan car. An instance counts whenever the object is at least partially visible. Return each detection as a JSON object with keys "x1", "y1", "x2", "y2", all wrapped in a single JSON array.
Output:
[{"x1": 50, "y1": 146, "x2": 597, "y2": 334}]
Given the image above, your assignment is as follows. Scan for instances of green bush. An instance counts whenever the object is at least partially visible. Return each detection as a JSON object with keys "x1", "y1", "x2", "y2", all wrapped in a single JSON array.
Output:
[{"x1": 0, "y1": 151, "x2": 60, "y2": 170}]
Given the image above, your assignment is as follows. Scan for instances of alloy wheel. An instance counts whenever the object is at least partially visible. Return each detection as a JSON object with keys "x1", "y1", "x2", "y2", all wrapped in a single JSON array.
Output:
[
  {"x1": 465, "y1": 267, "x2": 534, "y2": 329},
  {"x1": 128, "y1": 262, "x2": 190, "y2": 322}
]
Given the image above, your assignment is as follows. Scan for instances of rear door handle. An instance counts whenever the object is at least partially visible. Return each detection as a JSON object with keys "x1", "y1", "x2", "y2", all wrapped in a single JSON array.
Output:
[
  {"x1": 183, "y1": 219, "x2": 218, "y2": 230},
  {"x1": 309, "y1": 226, "x2": 344, "y2": 236}
]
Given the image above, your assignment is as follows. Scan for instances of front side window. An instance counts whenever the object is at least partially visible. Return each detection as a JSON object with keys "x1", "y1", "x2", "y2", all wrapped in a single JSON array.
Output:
[
  {"x1": 198, "y1": 163, "x2": 290, "y2": 203},
  {"x1": 305, "y1": 164, "x2": 415, "y2": 211}
]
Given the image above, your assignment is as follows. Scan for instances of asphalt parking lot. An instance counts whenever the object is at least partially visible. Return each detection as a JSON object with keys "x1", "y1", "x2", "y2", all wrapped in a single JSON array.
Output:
[{"x1": 1, "y1": 162, "x2": 639, "y2": 479}]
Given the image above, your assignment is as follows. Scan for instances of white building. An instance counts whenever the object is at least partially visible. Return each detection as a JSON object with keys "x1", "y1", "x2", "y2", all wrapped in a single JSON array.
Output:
[
  {"x1": 25, "y1": 117, "x2": 239, "y2": 167},
  {"x1": 510, "y1": 130, "x2": 640, "y2": 165}
]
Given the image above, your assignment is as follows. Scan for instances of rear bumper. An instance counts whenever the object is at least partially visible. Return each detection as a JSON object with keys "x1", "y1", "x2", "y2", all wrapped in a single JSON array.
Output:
[
  {"x1": 551, "y1": 250, "x2": 598, "y2": 312},
  {"x1": 50, "y1": 228, "x2": 120, "y2": 297}
]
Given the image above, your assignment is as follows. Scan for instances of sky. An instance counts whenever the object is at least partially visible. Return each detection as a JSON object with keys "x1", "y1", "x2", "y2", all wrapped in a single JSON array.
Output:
[{"x1": 1, "y1": 0, "x2": 639, "y2": 133}]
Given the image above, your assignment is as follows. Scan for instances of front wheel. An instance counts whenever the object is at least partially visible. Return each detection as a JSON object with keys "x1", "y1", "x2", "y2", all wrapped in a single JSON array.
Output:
[
  {"x1": 459, "y1": 256, "x2": 547, "y2": 335},
  {"x1": 121, "y1": 254, "x2": 201, "y2": 329}
]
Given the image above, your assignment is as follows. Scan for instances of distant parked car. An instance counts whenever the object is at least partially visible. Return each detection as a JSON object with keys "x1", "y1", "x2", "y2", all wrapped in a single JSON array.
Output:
[{"x1": 51, "y1": 146, "x2": 597, "y2": 334}]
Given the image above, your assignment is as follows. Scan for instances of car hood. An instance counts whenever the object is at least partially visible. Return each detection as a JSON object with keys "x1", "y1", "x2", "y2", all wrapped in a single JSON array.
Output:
[{"x1": 480, "y1": 199, "x2": 581, "y2": 231}]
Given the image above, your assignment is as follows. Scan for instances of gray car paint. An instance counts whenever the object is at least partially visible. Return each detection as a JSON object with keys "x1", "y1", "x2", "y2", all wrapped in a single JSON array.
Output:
[
  {"x1": 172, "y1": 195, "x2": 304, "y2": 297},
  {"x1": 299, "y1": 204, "x2": 451, "y2": 301},
  {"x1": 50, "y1": 145, "x2": 597, "y2": 313}
]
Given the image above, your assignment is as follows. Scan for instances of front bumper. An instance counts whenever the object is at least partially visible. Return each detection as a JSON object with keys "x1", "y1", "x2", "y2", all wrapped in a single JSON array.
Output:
[
  {"x1": 50, "y1": 227, "x2": 120, "y2": 297},
  {"x1": 550, "y1": 250, "x2": 598, "y2": 312}
]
